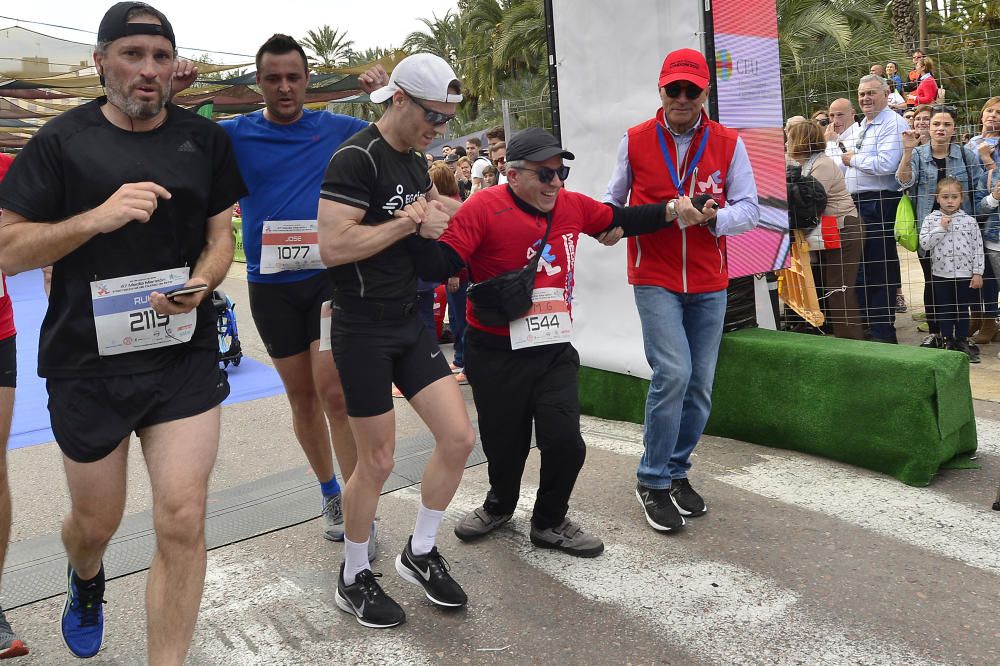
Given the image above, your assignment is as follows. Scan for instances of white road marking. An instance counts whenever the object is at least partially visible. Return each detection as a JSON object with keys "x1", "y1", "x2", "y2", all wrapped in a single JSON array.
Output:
[
  {"x1": 397, "y1": 482, "x2": 935, "y2": 665},
  {"x1": 579, "y1": 415, "x2": 1000, "y2": 576}
]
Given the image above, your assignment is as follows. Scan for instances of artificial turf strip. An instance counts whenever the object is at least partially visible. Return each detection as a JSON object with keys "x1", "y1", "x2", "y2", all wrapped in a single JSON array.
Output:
[{"x1": 577, "y1": 328, "x2": 978, "y2": 487}]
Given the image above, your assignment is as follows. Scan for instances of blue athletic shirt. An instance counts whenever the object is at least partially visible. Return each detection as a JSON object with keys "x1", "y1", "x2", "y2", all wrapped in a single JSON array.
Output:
[{"x1": 220, "y1": 109, "x2": 369, "y2": 284}]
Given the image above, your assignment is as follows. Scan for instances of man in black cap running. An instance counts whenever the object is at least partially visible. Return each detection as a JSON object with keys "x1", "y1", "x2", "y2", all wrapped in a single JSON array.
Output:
[{"x1": 0, "y1": 3, "x2": 245, "y2": 662}]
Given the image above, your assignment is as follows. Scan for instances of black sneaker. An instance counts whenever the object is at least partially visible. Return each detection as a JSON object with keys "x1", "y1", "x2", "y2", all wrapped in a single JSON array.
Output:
[
  {"x1": 670, "y1": 478, "x2": 707, "y2": 517},
  {"x1": 635, "y1": 482, "x2": 685, "y2": 532},
  {"x1": 335, "y1": 564, "x2": 405, "y2": 629},
  {"x1": 919, "y1": 334, "x2": 943, "y2": 348},
  {"x1": 950, "y1": 338, "x2": 981, "y2": 363},
  {"x1": 395, "y1": 537, "x2": 467, "y2": 608}
]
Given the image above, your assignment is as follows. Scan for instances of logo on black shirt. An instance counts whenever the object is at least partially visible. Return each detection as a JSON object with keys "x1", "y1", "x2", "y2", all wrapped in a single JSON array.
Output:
[{"x1": 177, "y1": 140, "x2": 197, "y2": 153}]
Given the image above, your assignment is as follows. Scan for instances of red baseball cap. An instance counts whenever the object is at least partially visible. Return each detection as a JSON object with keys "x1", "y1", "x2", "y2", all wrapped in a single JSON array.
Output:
[{"x1": 658, "y1": 48, "x2": 710, "y2": 88}]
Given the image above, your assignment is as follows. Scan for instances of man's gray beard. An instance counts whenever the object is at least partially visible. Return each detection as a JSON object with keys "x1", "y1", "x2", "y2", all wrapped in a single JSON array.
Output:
[{"x1": 105, "y1": 77, "x2": 170, "y2": 120}]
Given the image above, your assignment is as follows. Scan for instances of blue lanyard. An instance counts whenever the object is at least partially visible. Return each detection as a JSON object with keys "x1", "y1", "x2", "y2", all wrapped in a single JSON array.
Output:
[{"x1": 656, "y1": 123, "x2": 710, "y2": 194}]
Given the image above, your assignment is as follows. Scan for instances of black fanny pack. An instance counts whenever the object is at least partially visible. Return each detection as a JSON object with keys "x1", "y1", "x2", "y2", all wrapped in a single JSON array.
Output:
[{"x1": 466, "y1": 212, "x2": 553, "y2": 328}]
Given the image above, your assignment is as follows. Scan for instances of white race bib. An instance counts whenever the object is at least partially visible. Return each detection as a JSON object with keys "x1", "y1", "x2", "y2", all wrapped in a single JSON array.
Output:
[
  {"x1": 90, "y1": 267, "x2": 197, "y2": 356},
  {"x1": 509, "y1": 287, "x2": 573, "y2": 350},
  {"x1": 260, "y1": 220, "x2": 325, "y2": 274},
  {"x1": 318, "y1": 300, "x2": 332, "y2": 352}
]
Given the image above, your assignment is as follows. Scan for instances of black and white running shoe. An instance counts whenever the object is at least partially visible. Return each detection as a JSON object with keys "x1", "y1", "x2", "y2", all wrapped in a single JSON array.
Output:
[
  {"x1": 335, "y1": 563, "x2": 405, "y2": 629},
  {"x1": 670, "y1": 478, "x2": 707, "y2": 517},
  {"x1": 395, "y1": 537, "x2": 468, "y2": 608},
  {"x1": 635, "y1": 482, "x2": 685, "y2": 532}
]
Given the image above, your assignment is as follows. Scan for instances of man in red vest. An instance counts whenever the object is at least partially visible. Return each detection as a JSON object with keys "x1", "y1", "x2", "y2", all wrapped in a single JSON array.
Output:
[{"x1": 604, "y1": 48, "x2": 760, "y2": 534}]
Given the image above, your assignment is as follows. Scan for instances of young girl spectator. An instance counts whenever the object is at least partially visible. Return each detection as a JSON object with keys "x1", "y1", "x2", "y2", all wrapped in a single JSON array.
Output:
[
  {"x1": 919, "y1": 177, "x2": 984, "y2": 362},
  {"x1": 898, "y1": 106, "x2": 985, "y2": 348}
]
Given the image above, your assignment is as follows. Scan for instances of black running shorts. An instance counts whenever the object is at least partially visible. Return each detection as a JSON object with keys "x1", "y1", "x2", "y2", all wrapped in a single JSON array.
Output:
[
  {"x1": 331, "y1": 310, "x2": 451, "y2": 418},
  {"x1": 47, "y1": 349, "x2": 230, "y2": 463},
  {"x1": 248, "y1": 272, "x2": 331, "y2": 359},
  {"x1": 0, "y1": 335, "x2": 14, "y2": 388}
]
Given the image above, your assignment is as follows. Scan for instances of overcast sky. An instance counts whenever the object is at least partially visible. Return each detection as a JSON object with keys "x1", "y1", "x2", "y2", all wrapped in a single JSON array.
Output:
[{"x1": 0, "y1": 0, "x2": 458, "y2": 64}]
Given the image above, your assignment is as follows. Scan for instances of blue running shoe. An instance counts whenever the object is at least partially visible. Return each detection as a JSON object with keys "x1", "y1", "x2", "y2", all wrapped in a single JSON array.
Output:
[{"x1": 61, "y1": 565, "x2": 105, "y2": 658}]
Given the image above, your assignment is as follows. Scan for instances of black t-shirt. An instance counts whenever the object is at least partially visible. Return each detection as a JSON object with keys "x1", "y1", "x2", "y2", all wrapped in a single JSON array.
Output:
[
  {"x1": 932, "y1": 157, "x2": 947, "y2": 211},
  {"x1": 320, "y1": 123, "x2": 432, "y2": 301},
  {"x1": 0, "y1": 98, "x2": 247, "y2": 378}
]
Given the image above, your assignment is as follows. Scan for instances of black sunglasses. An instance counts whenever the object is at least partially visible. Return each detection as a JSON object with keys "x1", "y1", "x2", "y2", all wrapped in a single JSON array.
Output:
[
  {"x1": 663, "y1": 82, "x2": 704, "y2": 100},
  {"x1": 518, "y1": 165, "x2": 571, "y2": 184},
  {"x1": 400, "y1": 88, "x2": 456, "y2": 126},
  {"x1": 932, "y1": 104, "x2": 957, "y2": 117}
]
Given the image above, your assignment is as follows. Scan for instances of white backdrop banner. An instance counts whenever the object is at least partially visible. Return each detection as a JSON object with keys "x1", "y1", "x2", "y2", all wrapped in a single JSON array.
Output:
[{"x1": 551, "y1": 0, "x2": 704, "y2": 379}]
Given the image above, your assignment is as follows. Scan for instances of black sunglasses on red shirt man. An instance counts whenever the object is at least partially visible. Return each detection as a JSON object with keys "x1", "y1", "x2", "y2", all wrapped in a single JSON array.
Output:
[
  {"x1": 663, "y1": 82, "x2": 704, "y2": 99},
  {"x1": 517, "y1": 165, "x2": 571, "y2": 184}
]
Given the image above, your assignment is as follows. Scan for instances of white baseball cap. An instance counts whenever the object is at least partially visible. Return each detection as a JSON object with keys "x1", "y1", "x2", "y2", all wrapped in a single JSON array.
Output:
[{"x1": 369, "y1": 53, "x2": 463, "y2": 104}]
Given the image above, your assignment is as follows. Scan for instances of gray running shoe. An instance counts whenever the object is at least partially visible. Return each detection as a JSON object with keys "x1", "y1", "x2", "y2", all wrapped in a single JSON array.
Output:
[
  {"x1": 368, "y1": 520, "x2": 378, "y2": 563},
  {"x1": 322, "y1": 492, "x2": 345, "y2": 542},
  {"x1": 529, "y1": 518, "x2": 604, "y2": 558},
  {"x1": 0, "y1": 606, "x2": 27, "y2": 658},
  {"x1": 454, "y1": 506, "x2": 512, "y2": 542}
]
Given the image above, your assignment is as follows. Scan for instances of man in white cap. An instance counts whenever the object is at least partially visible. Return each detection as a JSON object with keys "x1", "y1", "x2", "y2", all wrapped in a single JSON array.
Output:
[{"x1": 317, "y1": 53, "x2": 474, "y2": 628}]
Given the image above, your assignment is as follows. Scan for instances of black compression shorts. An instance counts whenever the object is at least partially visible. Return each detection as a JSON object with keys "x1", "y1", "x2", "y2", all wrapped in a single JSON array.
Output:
[
  {"x1": 0, "y1": 335, "x2": 14, "y2": 388},
  {"x1": 47, "y1": 348, "x2": 229, "y2": 463},
  {"x1": 331, "y1": 308, "x2": 451, "y2": 418},
  {"x1": 248, "y1": 272, "x2": 331, "y2": 359}
]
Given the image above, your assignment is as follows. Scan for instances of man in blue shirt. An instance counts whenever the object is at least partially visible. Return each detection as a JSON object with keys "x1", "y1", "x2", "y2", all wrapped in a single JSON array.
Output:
[{"x1": 219, "y1": 34, "x2": 386, "y2": 549}]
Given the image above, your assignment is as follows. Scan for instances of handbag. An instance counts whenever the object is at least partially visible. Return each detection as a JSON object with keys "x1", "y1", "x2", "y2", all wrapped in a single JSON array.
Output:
[
  {"x1": 466, "y1": 212, "x2": 553, "y2": 328},
  {"x1": 894, "y1": 193, "x2": 918, "y2": 252}
]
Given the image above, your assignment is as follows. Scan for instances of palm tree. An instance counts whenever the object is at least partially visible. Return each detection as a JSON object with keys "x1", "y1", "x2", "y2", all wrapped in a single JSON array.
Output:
[
  {"x1": 301, "y1": 26, "x2": 354, "y2": 70},
  {"x1": 890, "y1": 0, "x2": 918, "y2": 52},
  {"x1": 402, "y1": 11, "x2": 465, "y2": 63}
]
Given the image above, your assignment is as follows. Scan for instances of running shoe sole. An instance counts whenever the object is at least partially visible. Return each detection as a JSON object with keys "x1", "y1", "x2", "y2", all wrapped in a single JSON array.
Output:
[
  {"x1": 334, "y1": 588, "x2": 404, "y2": 629},
  {"x1": 0, "y1": 641, "x2": 28, "y2": 659},
  {"x1": 394, "y1": 555, "x2": 466, "y2": 608},
  {"x1": 670, "y1": 495, "x2": 708, "y2": 518},
  {"x1": 528, "y1": 533, "x2": 604, "y2": 558},
  {"x1": 634, "y1": 488, "x2": 685, "y2": 532}
]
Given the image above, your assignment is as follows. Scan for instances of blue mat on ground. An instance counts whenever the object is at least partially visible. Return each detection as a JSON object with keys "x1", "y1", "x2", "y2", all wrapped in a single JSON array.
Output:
[{"x1": 6, "y1": 270, "x2": 284, "y2": 450}]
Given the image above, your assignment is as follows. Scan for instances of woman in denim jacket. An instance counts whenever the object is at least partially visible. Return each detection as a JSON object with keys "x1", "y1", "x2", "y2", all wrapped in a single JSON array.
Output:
[{"x1": 897, "y1": 106, "x2": 987, "y2": 347}]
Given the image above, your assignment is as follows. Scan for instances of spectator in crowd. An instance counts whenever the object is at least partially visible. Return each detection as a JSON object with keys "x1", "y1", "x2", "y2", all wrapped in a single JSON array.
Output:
[
  {"x1": 886, "y1": 61, "x2": 904, "y2": 95},
  {"x1": 824, "y1": 98, "x2": 857, "y2": 152},
  {"x1": 897, "y1": 105, "x2": 985, "y2": 349},
  {"x1": 427, "y1": 163, "x2": 468, "y2": 382},
  {"x1": 870, "y1": 64, "x2": 885, "y2": 78},
  {"x1": 456, "y1": 156, "x2": 473, "y2": 200},
  {"x1": 828, "y1": 75, "x2": 909, "y2": 343},
  {"x1": 966, "y1": 96, "x2": 1000, "y2": 172},
  {"x1": 907, "y1": 50, "x2": 924, "y2": 86},
  {"x1": 919, "y1": 177, "x2": 984, "y2": 362},
  {"x1": 489, "y1": 141, "x2": 507, "y2": 184},
  {"x1": 912, "y1": 103, "x2": 934, "y2": 144},
  {"x1": 467, "y1": 137, "x2": 492, "y2": 193},
  {"x1": 978, "y1": 149, "x2": 1000, "y2": 359},
  {"x1": 786, "y1": 120, "x2": 865, "y2": 339},
  {"x1": 888, "y1": 84, "x2": 907, "y2": 112},
  {"x1": 442, "y1": 144, "x2": 453, "y2": 156},
  {"x1": 811, "y1": 109, "x2": 830, "y2": 126},
  {"x1": 912, "y1": 57, "x2": 938, "y2": 106},
  {"x1": 485, "y1": 125, "x2": 505, "y2": 149},
  {"x1": 481, "y1": 164, "x2": 498, "y2": 188},
  {"x1": 425, "y1": 152, "x2": 435, "y2": 167},
  {"x1": 904, "y1": 108, "x2": 916, "y2": 128}
]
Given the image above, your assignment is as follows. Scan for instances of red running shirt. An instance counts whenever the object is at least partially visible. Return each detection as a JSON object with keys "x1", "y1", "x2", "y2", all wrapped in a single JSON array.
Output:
[{"x1": 0, "y1": 153, "x2": 15, "y2": 340}]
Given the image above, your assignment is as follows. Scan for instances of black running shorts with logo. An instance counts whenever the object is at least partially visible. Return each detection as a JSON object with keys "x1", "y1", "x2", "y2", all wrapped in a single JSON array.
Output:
[
  {"x1": 331, "y1": 310, "x2": 452, "y2": 418},
  {"x1": 47, "y1": 349, "x2": 229, "y2": 463},
  {"x1": 248, "y1": 272, "x2": 330, "y2": 359},
  {"x1": 0, "y1": 335, "x2": 14, "y2": 388}
]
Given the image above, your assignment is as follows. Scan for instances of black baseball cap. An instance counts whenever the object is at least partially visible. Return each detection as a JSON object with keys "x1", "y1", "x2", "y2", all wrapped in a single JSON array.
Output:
[
  {"x1": 98, "y1": 2, "x2": 176, "y2": 49},
  {"x1": 506, "y1": 128, "x2": 575, "y2": 162}
]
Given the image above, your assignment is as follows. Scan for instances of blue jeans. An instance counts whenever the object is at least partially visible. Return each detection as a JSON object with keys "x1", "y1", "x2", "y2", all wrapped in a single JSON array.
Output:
[
  {"x1": 447, "y1": 280, "x2": 468, "y2": 367},
  {"x1": 634, "y1": 286, "x2": 727, "y2": 489}
]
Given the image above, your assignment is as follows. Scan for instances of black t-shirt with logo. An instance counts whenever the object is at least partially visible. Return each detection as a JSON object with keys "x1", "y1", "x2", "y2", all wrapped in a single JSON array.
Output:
[
  {"x1": 320, "y1": 123, "x2": 432, "y2": 301},
  {"x1": 0, "y1": 98, "x2": 247, "y2": 378}
]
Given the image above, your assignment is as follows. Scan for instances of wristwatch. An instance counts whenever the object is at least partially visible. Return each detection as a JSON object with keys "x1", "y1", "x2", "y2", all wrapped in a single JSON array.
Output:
[{"x1": 667, "y1": 199, "x2": 678, "y2": 221}]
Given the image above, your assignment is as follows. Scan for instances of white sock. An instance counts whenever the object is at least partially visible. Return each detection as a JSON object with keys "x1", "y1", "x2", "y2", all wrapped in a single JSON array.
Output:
[
  {"x1": 343, "y1": 537, "x2": 370, "y2": 585},
  {"x1": 410, "y1": 504, "x2": 445, "y2": 556}
]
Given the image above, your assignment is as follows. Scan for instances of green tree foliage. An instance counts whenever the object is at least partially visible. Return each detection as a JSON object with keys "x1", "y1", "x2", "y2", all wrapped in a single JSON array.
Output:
[{"x1": 301, "y1": 26, "x2": 354, "y2": 70}]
